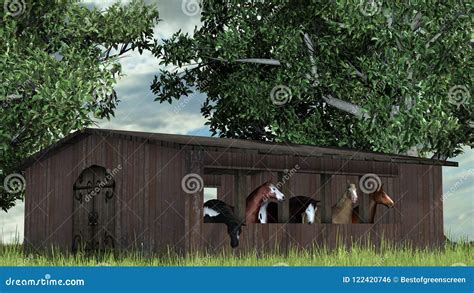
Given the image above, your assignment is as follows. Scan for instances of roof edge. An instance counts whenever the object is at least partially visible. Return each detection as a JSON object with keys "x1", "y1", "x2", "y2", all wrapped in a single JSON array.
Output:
[
  {"x1": 18, "y1": 129, "x2": 90, "y2": 170},
  {"x1": 86, "y1": 128, "x2": 459, "y2": 167},
  {"x1": 18, "y1": 128, "x2": 459, "y2": 170}
]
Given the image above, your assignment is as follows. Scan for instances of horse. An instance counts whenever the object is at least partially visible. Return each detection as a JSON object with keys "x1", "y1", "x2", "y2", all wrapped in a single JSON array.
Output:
[
  {"x1": 203, "y1": 199, "x2": 245, "y2": 248},
  {"x1": 352, "y1": 184, "x2": 394, "y2": 223},
  {"x1": 258, "y1": 196, "x2": 320, "y2": 224},
  {"x1": 331, "y1": 183, "x2": 358, "y2": 224},
  {"x1": 289, "y1": 196, "x2": 320, "y2": 224},
  {"x1": 246, "y1": 181, "x2": 285, "y2": 224}
]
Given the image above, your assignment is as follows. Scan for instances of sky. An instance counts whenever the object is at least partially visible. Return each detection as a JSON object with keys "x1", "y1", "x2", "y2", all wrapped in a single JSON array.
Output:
[{"x1": 1, "y1": 0, "x2": 472, "y2": 243}]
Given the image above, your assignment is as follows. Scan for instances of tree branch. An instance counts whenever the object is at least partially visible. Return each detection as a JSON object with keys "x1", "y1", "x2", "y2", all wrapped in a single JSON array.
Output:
[
  {"x1": 321, "y1": 95, "x2": 369, "y2": 119},
  {"x1": 208, "y1": 57, "x2": 281, "y2": 66},
  {"x1": 410, "y1": 12, "x2": 423, "y2": 31},
  {"x1": 303, "y1": 33, "x2": 319, "y2": 86}
]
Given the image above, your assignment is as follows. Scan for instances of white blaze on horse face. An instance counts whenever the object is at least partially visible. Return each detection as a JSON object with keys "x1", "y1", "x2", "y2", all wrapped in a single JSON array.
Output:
[
  {"x1": 270, "y1": 184, "x2": 285, "y2": 201},
  {"x1": 305, "y1": 203, "x2": 316, "y2": 224},
  {"x1": 203, "y1": 207, "x2": 220, "y2": 217},
  {"x1": 348, "y1": 184, "x2": 358, "y2": 204},
  {"x1": 258, "y1": 201, "x2": 269, "y2": 223}
]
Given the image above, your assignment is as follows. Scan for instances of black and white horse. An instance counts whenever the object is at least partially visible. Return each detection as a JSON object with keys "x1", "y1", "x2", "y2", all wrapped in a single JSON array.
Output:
[
  {"x1": 258, "y1": 196, "x2": 320, "y2": 224},
  {"x1": 204, "y1": 199, "x2": 245, "y2": 248},
  {"x1": 289, "y1": 196, "x2": 319, "y2": 224}
]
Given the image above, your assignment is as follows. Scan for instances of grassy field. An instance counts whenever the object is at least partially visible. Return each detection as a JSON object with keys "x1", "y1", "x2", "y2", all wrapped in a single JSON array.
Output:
[{"x1": 0, "y1": 242, "x2": 472, "y2": 266}]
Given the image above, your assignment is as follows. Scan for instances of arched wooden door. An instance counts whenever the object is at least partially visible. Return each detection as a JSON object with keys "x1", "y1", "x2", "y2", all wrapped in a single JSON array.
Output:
[{"x1": 72, "y1": 165, "x2": 116, "y2": 252}]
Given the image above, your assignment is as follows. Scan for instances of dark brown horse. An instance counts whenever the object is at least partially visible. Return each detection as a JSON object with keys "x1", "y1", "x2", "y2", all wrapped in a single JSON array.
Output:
[
  {"x1": 246, "y1": 181, "x2": 285, "y2": 224},
  {"x1": 289, "y1": 196, "x2": 320, "y2": 224},
  {"x1": 258, "y1": 196, "x2": 320, "y2": 224},
  {"x1": 352, "y1": 184, "x2": 394, "y2": 223}
]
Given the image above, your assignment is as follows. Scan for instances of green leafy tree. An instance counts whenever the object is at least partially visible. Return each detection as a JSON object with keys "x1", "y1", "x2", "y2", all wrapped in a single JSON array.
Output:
[
  {"x1": 0, "y1": 0, "x2": 159, "y2": 211},
  {"x1": 152, "y1": 1, "x2": 472, "y2": 160}
]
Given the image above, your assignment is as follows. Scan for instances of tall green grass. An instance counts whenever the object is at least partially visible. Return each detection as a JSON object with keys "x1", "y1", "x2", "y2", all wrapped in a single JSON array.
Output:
[{"x1": 0, "y1": 241, "x2": 471, "y2": 266}]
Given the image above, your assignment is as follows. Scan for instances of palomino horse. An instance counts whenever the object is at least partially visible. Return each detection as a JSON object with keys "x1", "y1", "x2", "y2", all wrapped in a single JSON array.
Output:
[
  {"x1": 203, "y1": 199, "x2": 245, "y2": 248},
  {"x1": 352, "y1": 184, "x2": 394, "y2": 223},
  {"x1": 331, "y1": 183, "x2": 358, "y2": 224},
  {"x1": 258, "y1": 196, "x2": 320, "y2": 224},
  {"x1": 246, "y1": 181, "x2": 285, "y2": 224}
]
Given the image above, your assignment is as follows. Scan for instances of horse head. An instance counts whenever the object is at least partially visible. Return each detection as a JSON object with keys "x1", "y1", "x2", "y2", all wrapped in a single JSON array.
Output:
[
  {"x1": 228, "y1": 221, "x2": 245, "y2": 248},
  {"x1": 262, "y1": 181, "x2": 285, "y2": 202},
  {"x1": 302, "y1": 199, "x2": 320, "y2": 224},
  {"x1": 347, "y1": 183, "x2": 358, "y2": 204},
  {"x1": 303, "y1": 203, "x2": 316, "y2": 224},
  {"x1": 372, "y1": 184, "x2": 394, "y2": 208}
]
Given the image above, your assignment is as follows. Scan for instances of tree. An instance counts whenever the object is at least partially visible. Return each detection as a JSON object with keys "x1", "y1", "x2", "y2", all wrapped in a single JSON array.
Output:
[
  {"x1": 0, "y1": 0, "x2": 159, "y2": 211},
  {"x1": 152, "y1": 1, "x2": 472, "y2": 160}
]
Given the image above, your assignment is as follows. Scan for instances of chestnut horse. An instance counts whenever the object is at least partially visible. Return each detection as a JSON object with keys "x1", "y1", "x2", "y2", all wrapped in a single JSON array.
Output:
[
  {"x1": 331, "y1": 183, "x2": 358, "y2": 224},
  {"x1": 352, "y1": 184, "x2": 394, "y2": 223},
  {"x1": 246, "y1": 181, "x2": 285, "y2": 224},
  {"x1": 204, "y1": 199, "x2": 245, "y2": 248}
]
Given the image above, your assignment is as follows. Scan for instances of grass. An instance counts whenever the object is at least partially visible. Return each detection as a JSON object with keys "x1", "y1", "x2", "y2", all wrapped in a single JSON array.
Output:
[{"x1": 0, "y1": 241, "x2": 472, "y2": 266}]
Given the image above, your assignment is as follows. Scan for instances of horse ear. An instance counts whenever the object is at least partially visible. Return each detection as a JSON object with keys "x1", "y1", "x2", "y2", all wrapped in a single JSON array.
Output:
[{"x1": 378, "y1": 183, "x2": 384, "y2": 191}]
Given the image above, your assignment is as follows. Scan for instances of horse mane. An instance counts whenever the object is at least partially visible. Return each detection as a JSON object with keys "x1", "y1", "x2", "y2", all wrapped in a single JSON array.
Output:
[
  {"x1": 246, "y1": 181, "x2": 270, "y2": 202},
  {"x1": 335, "y1": 190, "x2": 351, "y2": 208},
  {"x1": 204, "y1": 199, "x2": 242, "y2": 226}
]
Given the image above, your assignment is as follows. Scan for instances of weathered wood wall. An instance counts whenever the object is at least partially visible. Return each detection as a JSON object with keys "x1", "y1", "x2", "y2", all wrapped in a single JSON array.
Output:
[{"x1": 25, "y1": 134, "x2": 187, "y2": 254}]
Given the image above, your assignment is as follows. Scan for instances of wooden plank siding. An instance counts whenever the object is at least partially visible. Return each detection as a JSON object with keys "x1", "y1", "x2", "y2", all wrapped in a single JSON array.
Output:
[
  {"x1": 23, "y1": 132, "x2": 449, "y2": 255},
  {"x1": 203, "y1": 151, "x2": 399, "y2": 177},
  {"x1": 24, "y1": 134, "x2": 187, "y2": 254},
  {"x1": 433, "y1": 166, "x2": 444, "y2": 247}
]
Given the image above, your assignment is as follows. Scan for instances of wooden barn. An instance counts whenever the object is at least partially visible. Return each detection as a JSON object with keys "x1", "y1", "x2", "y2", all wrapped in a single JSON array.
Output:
[{"x1": 21, "y1": 128, "x2": 457, "y2": 254}]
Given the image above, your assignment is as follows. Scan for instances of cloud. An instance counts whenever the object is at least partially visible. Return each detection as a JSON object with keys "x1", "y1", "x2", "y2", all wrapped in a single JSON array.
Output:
[
  {"x1": 81, "y1": 0, "x2": 201, "y2": 37},
  {"x1": 86, "y1": 0, "x2": 207, "y2": 134},
  {"x1": 81, "y1": 0, "x2": 132, "y2": 10},
  {"x1": 97, "y1": 70, "x2": 208, "y2": 133},
  {"x1": 443, "y1": 146, "x2": 474, "y2": 242},
  {"x1": 119, "y1": 50, "x2": 161, "y2": 76},
  {"x1": 109, "y1": 111, "x2": 207, "y2": 134},
  {"x1": 155, "y1": 0, "x2": 202, "y2": 36},
  {"x1": 0, "y1": 201, "x2": 24, "y2": 244}
]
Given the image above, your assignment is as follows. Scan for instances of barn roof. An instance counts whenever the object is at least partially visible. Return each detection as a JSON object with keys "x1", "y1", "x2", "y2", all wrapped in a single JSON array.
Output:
[{"x1": 20, "y1": 128, "x2": 458, "y2": 169}]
